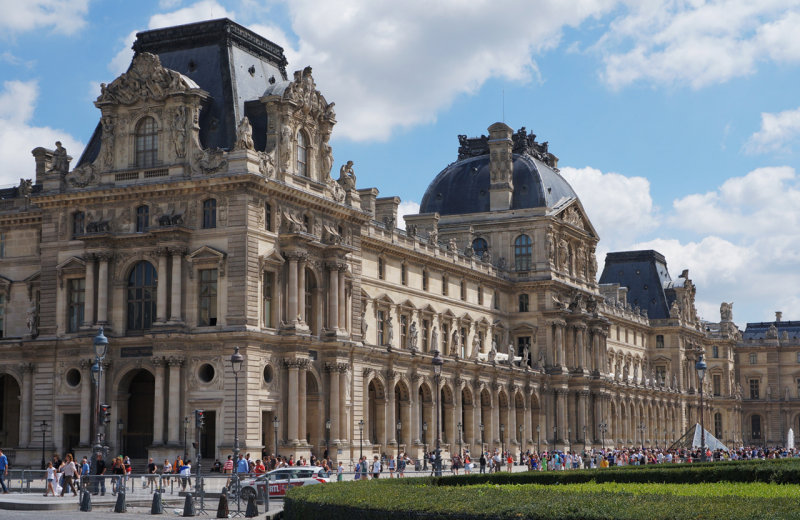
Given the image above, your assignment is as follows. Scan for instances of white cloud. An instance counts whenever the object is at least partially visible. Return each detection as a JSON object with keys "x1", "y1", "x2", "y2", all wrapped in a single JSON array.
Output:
[
  {"x1": 259, "y1": 0, "x2": 617, "y2": 141},
  {"x1": 0, "y1": 80, "x2": 83, "y2": 186},
  {"x1": 598, "y1": 1, "x2": 800, "y2": 90},
  {"x1": 0, "y1": 0, "x2": 89, "y2": 35},
  {"x1": 397, "y1": 200, "x2": 421, "y2": 230},
  {"x1": 109, "y1": 1, "x2": 236, "y2": 75},
  {"x1": 745, "y1": 107, "x2": 800, "y2": 154},
  {"x1": 560, "y1": 166, "x2": 657, "y2": 249}
]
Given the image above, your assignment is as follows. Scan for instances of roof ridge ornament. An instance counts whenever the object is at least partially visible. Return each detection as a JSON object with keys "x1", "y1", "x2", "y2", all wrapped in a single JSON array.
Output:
[
  {"x1": 456, "y1": 126, "x2": 559, "y2": 169},
  {"x1": 96, "y1": 52, "x2": 198, "y2": 106}
]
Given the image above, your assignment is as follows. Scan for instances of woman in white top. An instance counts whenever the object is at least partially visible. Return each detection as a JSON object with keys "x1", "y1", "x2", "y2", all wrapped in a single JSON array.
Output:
[
  {"x1": 44, "y1": 462, "x2": 56, "y2": 496},
  {"x1": 372, "y1": 456, "x2": 381, "y2": 479},
  {"x1": 59, "y1": 454, "x2": 78, "y2": 496}
]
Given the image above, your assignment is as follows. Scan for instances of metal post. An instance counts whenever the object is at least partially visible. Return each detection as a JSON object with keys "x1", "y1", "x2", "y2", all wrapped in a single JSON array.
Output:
[
  {"x1": 500, "y1": 424, "x2": 505, "y2": 465},
  {"x1": 432, "y1": 350, "x2": 443, "y2": 477},
  {"x1": 325, "y1": 420, "x2": 331, "y2": 460},
  {"x1": 230, "y1": 346, "x2": 244, "y2": 515},
  {"x1": 273, "y1": 416, "x2": 279, "y2": 457},
  {"x1": 518, "y1": 424, "x2": 523, "y2": 463},
  {"x1": 696, "y1": 354, "x2": 707, "y2": 461},
  {"x1": 552, "y1": 426, "x2": 557, "y2": 451},
  {"x1": 90, "y1": 327, "x2": 109, "y2": 494},
  {"x1": 536, "y1": 425, "x2": 540, "y2": 454},
  {"x1": 599, "y1": 422, "x2": 607, "y2": 450},
  {"x1": 40, "y1": 420, "x2": 47, "y2": 470},
  {"x1": 358, "y1": 419, "x2": 364, "y2": 461},
  {"x1": 422, "y1": 422, "x2": 428, "y2": 471},
  {"x1": 183, "y1": 416, "x2": 189, "y2": 461},
  {"x1": 583, "y1": 425, "x2": 587, "y2": 453}
]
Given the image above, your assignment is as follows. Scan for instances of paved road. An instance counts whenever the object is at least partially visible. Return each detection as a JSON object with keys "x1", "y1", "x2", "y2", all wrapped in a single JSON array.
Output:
[{"x1": 0, "y1": 501, "x2": 284, "y2": 518}]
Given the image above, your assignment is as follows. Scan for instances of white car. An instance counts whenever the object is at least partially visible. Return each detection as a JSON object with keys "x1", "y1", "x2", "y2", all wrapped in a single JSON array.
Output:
[{"x1": 239, "y1": 466, "x2": 331, "y2": 499}]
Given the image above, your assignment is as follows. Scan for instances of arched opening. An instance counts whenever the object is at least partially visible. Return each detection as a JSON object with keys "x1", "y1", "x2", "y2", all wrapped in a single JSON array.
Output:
[
  {"x1": 713, "y1": 412, "x2": 723, "y2": 440},
  {"x1": 498, "y1": 391, "x2": 509, "y2": 450},
  {"x1": 0, "y1": 374, "x2": 21, "y2": 448},
  {"x1": 395, "y1": 381, "x2": 410, "y2": 450},
  {"x1": 472, "y1": 238, "x2": 488, "y2": 259},
  {"x1": 304, "y1": 269, "x2": 317, "y2": 333},
  {"x1": 440, "y1": 385, "x2": 453, "y2": 445},
  {"x1": 306, "y1": 373, "x2": 320, "y2": 449},
  {"x1": 750, "y1": 414, "x2": 762, "y2": 444},
  {"x1": 127, "y1": 261, "x2": 157, "y2": 332},
  {"x1": 367, "y1": 379, "x2": 385, "y2": 446},
  {"x1": 480, "y1": 388, "x2": 492, "y2": 450},
  {"x1": 514, "y1": 392, "x2": 525, "y2": 446},
  {"x1": 514, "y1": 234, "x2": 532, "y2": 271},
  {"x1": 530, "y1": 393, "x2": 541, "y2": 451},
  {"x1": 123, "y1": 369, "x2": 155, "y2": 459},
  {"x1": 461, "y1": 387, "x2": 473, "y2": 449},
  {"x1": 419, "y1": 383, "x2": 433, "y2": 449}
]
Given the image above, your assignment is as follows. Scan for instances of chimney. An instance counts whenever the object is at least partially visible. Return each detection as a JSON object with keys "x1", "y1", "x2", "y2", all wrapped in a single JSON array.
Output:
[
  {"x1": 487, "y1": 122, "x2": 513, "y2": 211},
  {"x1": 776, "y1": 311, "x2": 782, "y2": 323}
]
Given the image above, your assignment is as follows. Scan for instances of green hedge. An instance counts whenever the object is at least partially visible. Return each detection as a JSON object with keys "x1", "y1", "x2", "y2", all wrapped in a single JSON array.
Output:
[
  {"x1": 284, "y1": 459, "x2": 800, "y2": 520},
  {"x1": 284, "y1": 481, "x2": 800, "y2": 520}
]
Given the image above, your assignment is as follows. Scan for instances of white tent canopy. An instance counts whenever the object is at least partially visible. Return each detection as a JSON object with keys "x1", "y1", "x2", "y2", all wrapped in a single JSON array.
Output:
[{"x1": 669, "y1": 423, "x2": 729, "y2": 452}]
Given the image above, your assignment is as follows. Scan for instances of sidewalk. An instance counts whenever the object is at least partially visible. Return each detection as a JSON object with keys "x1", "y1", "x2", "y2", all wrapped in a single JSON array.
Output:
[{"x1": 0, "y1": 492, "x2": 184, "y2": 511}]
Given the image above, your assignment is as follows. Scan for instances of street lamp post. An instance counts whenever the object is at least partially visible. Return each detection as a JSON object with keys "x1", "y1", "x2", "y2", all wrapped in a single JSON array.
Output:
[
  {"x1": 664, "y1": 428, "x2": 667, "y2": 449},
  {"x1": 432, "y1": 349, "x2": 444, "y2": 477},
  {"x1": 599, "y1": 422, "x2": 608, "y2": 450},
  {"x1": 638, "y1": 423, "x2": 646, "y2": 450},
  {"x1": 456, "y1": 422, "x2": 462, "y2": 458},
  {"x1": 117, "y1": 419, "x2": 123, "y2": 458},
  {"x1": 358, "y1": 419, "x2": 364, "y2": 461},
  {"x1": 479, "y1": 423, "x2": 484, "y2": 454},
  {"x1": 518, "y1": 424, "x2": 524, "y2": 463},
  {"x1": 536, "y1": 425, "x2": 540, "y2": 454},
  {"x1": 553, "y1": 426, "x2": 557, "y2": 452},
  {"x1": 422, "y1": 422, "x2": 428, "y2": 471},
  {"x1": 696, "y1": 353, "x2": 707, "y2": 461},
  {"x1": 583, "y1": 425, "x2": 587, "y2": 453},
  {"x1": 273, "y1": 416, "x2": 279, "y2": 457},
  {"x1": 500, "y1": 424, "x2": 505, "y2": 462},
  {"x1": 90, "y1": 327, "x2": 109, "y2": 491},
  {"x1": 183, "y1": 416, "x2": 189, "y2": 460},
  {"x1": 40, "y1": 420, "x2": 48, "y2": 470},
  {"x1": 568, "y1": 428, "x2": 571, "y2": 451},
  {"x1": 325, "y1": 420, "x2": 331, "y2": 460},
  {"x1": 230, "y1": 346, "x2": 244, "y2": 513},
  {"x1": 396, "y1": 421, "x2": 402, "y2": 455}
]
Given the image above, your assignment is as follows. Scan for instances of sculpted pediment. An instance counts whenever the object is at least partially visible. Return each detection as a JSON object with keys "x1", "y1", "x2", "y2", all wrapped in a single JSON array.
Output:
[
  {"x1": 186, "y1": 246, "x2": 227, "y2": 277},
  {"x1": 96, "y1": 52, "x2": 204, "y2": 106},
  {"x1": 555, "y1": 201, "x2": 598, "y2": 238},
  {"x1": 57, "y1": 257, "x2": 86, "y2": 287}
]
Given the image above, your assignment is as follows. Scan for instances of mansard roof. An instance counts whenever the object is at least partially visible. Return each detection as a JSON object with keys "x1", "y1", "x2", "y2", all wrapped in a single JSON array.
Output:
[
  {"x1": 599, "y1": 250, "x2": 675, "y2": 320},
  {"x1": 743, "y1": 320, "x2": 800, "y2": 340}
]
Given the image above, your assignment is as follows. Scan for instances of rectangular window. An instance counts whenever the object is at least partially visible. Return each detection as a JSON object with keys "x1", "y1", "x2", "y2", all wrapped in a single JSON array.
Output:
[
  {"x1": 478, "y1": 286, "x2": 483, "y2": 306},
  {"x1": 400, "y1": 315, "x2": 408, "y2": 349},
  {"x1": 0, "y1": 294, "x2": 5, "y2": 337},
  {"x1": 422, "y1": 319, "x2": 429, "y2": 352},
  {"x1": 401, "y1": 264, "x2": 407, "y2": 286},
  {"x1": 493, "y1": 290, "x2": 499, "y2": 310},
  {"x1": 714, "y1": 414, "x2": 723, "y2": 440},
  {"x1": 198, "y1": 269, "x2": 218, "y2": 326},
  {"x1": 378, "y1": 258, "x2": 385, "y2": 280},
  {"x1": 265, "y1": 203, "x2": 273, "y2": 232},
  {"x1": 0, "y1": 233, "x2": 5, "y2": 258},
  {"x1": 751, "y1": 415, "x2": 761, "y2": 439},
  {"x1": 796, "y1": 352, "x2": 800, "y2": 364},
  {"x1": 442, "y1": 276, "x2": 448, "y2": 296},
  {"x1": 73, "y1": 212, "x2": 85, "y2": 237},
  {"x1": 478, "y1": 331, "x2": 484, "y2": 353},
  {"x1": 377, "y1": 310, "x2": 385, "y2": 346},
  {"x1": 749, "y1": 353, "x2": 757, "y2": 364},
  {"x1": 67, "y1": 278, "x2": 85, "y2": 333},
  {"x1": 518, "y1": 294, "x2": 529, "y2": 312},
  {"x1": 655, "y1": 365, "x2": 666, "y2": 383},
  {"x1": 656, "y1": 335, "x2": 664, "y2": 349},
  {"x1": 460, "y1": 280, "x2": 466, "y2": 301},
  {"x1": 712, "y1": 345, "x2": 719, "y2": 358},
  {"x1": 202, "y1": 199, "x2": 217, "y2": 229},
  {"x1": 713, "y1": 374, "x2": 721, "y2": 396},
  {"x1": 796, "y1": 378, "x2": 800, "y2": 398},
  {"x1": 263, "y1": 271, "x2": 274, "y2": 328},
  {"x1": 749, "y1": 379, "x2": 760, "y2": 400},
  {"x1": 422, "y1": 271, "x2": 428, "y2": 291}
]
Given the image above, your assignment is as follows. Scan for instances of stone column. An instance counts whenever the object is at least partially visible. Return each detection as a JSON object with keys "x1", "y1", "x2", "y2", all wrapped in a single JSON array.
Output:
[
  {"x1": 491, "y1": 386, "x2": 500, "y2": 446},
  {"x1": 575, "y1": 324, "x2": 586, "y2": 370},
  {"x1": 327, "y1": 364, "x2": 340, "y2": 443},
  {"x1": 454, "y1": 385, "x2": 463, "y2": 450},
  {"x1": 286, "y1": 360, "x2": 300, "y2": 444},
  {"x1": 327, "y1": 262, "x2": 339, "y2": 332},
  {"x1": 552, "y1": 320, "x2": 565, "y2": 367},
  {"x1": 96, "y1": 253, "x2": 111, "y2": 325},
  {"x1": 83, "y1": 255, "x2": 96, "y2": 327},
  {"x1": 401, "y1": 400, "x2": 412, "y2": 449},
  {"x1": 556, "y1": 389, "x2": 567, "y2": 444},
  {"x1": 167, "y1": 357, "x2": 184, "y2": 445},
  {"x1": 411, "y1": 378, "x2": 420, "y2": 444},
  {"x1": 169, "y1": 248, "x2": 183, "y2": 322},
  {"x1": 524, "y1": 390, "x2": 533, "y2": 449},
  {"x1": 298, "y1": 257, "x2": 306, "y2": 323},
  {"x1": 594, "y1": 393, "x2": 604, "y2": 444},
  {"x1": 287, "y1": 255, "x2": 299, "y2": 324},
  {"x1": 298, "y1": 366, "x2": 307, "y2": 444},
  {"x1": 386, "y1": 371, "x2": 396, "y2": 446},
  {"x1": 156, "y1": 250, "x2": 168, "y2": 323},
  {"x1": 577, "y1": 390, "x2": 588, "y2": 446},
  {"x1": 79, "y1": 359, "x2": 92, "y2": 445},
  {"x1": 152, "y1": 358, "x2": 165, "y2": 446},
  {"x1": 19, "y1": 363, "x2": 34, "y2": 447},
  {"x1": 338, "y1": 268, "x2": 347, "y2": 331},
  {"x1": 507, "y1": 389, "x2": 517, "y2": 447},
  {"x1": 472, "y1": 387, "x2": 481, "y2": 448}
]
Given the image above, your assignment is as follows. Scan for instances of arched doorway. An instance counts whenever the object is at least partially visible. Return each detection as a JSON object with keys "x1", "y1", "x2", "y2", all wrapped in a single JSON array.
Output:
[
  {"x1": 367, "y1": 379, "x2": 385, "y2": 446},
  {"x1": 461, "y1": 387, "x2": 473, "y2": 449},
  {"x1": 418, "y1": 383, "x2": 433, "y2": 449},
  {"x1": 480, "y1": 388, "x2": 492, "y2": 450},
  {"x1": 124, "y1": 370, "x2": 154, "y2": 458},
  {"x1": 0, "y1": 374, "x2": 21, "y2": 448},
  {"x1": 306, "y1": 373, "x2": 320, "y2": 449}
]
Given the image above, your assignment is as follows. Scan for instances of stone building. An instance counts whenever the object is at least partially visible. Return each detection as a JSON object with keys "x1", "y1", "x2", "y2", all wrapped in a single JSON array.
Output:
[{"x1": 0, "y1": 19, "x2": 765, "y2": 467}]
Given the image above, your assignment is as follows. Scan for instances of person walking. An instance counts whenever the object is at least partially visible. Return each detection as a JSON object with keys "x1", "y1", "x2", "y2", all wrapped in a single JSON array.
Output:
[
  {"x1": 372, "y1": 456, "x2": 381, "y2": 479},
  {"x1": 0, "y1": 448, "x2": 9, "y2": 494},
  {"x1": 59, "y1": 454, "x2": 78, "y2": 496},
  {"x1": 337, "y1": 461, "x2": 343, "y2": 482},
  {"x1": 94, "y1": 453, "x2": 107, "y2": 496},
  {"x1": 44, "y1": 461, "x2": 56, "y2": 496},
  {"x1": 479, "y1": 452, "x2": 486, "y2": 474}
]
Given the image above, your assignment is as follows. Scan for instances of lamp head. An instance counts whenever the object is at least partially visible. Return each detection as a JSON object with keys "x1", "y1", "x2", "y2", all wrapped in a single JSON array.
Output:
[
  {"x1": 479, "y1": 423, "x2": 484, "y2": 432},
  {"x1": 273, "y1": 416, "x2": 280, "y2": 428},
  {"x1": 325, "y1": 420, "x2": 331, "y2": 430},
  {"x1": 695, "y1": 354, "x2": 707, "y2": 381},
  {"x1": 423, "y1": 422, "x2": 428, "y2": 432},
  {"x1": 230, "y1": 346, "x2": 244, "y2": 374},
  {"x1": 431, "y1": 349, "x2": 443, "y2": 375},
  {"x1": 397, "y1": 421, "x2": 402, "y2": 431},
  {"x1": 500, "y1": 424, "x2": 505, "y2": 433},
  {"x1": 90, "y1": 361, "x2": 100, "y2": 384},
  {"x1": 536, "y1": 425, "x2": 540, "y2": 433},
  {"x1": 93, "y1": 327, "x2": 109, "y2": 358}
]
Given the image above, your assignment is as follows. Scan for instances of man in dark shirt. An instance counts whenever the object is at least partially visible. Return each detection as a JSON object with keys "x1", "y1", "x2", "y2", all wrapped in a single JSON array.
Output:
[
  {"x1": 479, "y1": 452, "x2": 486, "y2": 474},
  {"x1": 147, "y1": 458, "x2": 157, "y2": 492},
  {"x1": 94, "y1": 453, "x2": 107, "y2": 496}
]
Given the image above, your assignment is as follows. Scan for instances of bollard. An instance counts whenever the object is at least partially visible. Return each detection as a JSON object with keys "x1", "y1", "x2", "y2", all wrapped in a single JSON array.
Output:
[
  {"x1": 182, "y1": 492, "x2": 196, "y2": 517},
  {"x1": 245, "y1": 494, "x2": 259, "y2": 518},
  {"x1": 80, "y1": 489, "x2": 92, "y2": 512},
  {"x1": 216, "y1": 488, "x2": 229, "y2": 518},
  {"x1": 151, "y1": 490, "x2": 164, "y2": 515},
  {"x1": 114, "y1": 490, "x2": 127, "y2": 513}
]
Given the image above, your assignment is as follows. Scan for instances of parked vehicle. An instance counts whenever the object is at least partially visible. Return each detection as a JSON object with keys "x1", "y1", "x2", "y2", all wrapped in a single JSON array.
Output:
[{"x1": 240, "y1": 466, "x2": 330, "y2": 499}]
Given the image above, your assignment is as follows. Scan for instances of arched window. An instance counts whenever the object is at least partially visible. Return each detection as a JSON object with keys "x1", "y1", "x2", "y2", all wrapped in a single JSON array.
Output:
[
  {"x1": 136, "y1": 205, "x2": 149, "y2": 233},
  {"x1": 472, "y1": 238, "x2": 488, "y2": 259},
  {"x1": 72, "y1": 211, "x2": 85, "y2": 237},
  {"x1": 714, "y1": 412, "x2": 723, "y2": 439},
  {"x1": 751, "y1": 415, "x2": 761, "y2": 440},
  {"x1": 202, "y1": 199, "x2": 217, "y2": 229},
  {"x1": 135, "y1": 117, "x2": 158, "y2": 168},
  {"x1": 296, "y1": 131, "x2": 308, "y2": 176},
  {"x1": 518, "y1": 294, "x2": 529, "y2": 312},
  {"x1": 514, "y1": 234, "x2": 532, "y2": 271},
  {"x1": 127, "y1": 261, "x2": 157, "y2": 331}
]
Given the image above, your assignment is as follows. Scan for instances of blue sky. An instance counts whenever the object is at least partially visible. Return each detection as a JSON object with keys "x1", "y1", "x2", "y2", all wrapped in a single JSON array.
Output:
[{"x1": 1, "y1": 0, "x2": 800, "y2": 326}]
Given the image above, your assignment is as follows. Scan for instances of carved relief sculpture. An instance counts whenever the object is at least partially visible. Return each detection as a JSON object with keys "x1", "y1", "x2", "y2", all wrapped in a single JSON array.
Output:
[
  {"x1": 235, "y1": 116, "x2": 254, "y2": 151},
  {"x1": 337, "y1": 161, "x2": 356, "y2": 191},
  {"x1": 101, "y1": 116, "x2": 115, "y2": 166},
  {"x1": 172, "y1": 106, "x2": 188, "y2": 158},
  {"x1": 49, "y1": 141, "x2": 70, "y2": 175}
]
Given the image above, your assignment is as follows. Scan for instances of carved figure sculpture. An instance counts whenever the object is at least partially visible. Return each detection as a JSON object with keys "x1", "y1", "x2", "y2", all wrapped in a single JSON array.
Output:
[
  {"x1": 361, "y1": 308, "x2": 368, "y2": 336},
  {"x1": 720, "y1": 302, "x2": 733, "y2": 322},
  {"x1": 409, "y1": 321, "x2": 419, "y2": 350},
  {"x1": 321, "y1": 142, "x2": 333, "y2": 178},
  {"x1": 669, "y1": 300, "x2": 680, "y2": 319},
  {"x1": 488, "y1": 343, "x2": 497, "y2": 363},
  {"x1": 431, "y1": 326, "x2": 438, "y2": 352},
  {"x1": 280, "y1": 124, "x2": 292, "y2": 170},
  {"x1": 522, "y1": 345, "x2": 530, "y2": 367},
  {"x1": 386, "y1": 319, "x2": 394, "y2": 347},
  {"x1": 235, "y1": 116, "x2": 254, "y2": 151},
  {"x1": 49, "y1": 141, "x2": 69, "y2": 174},
  {"x1": 337, "y1": 161, "x2": 356, "y2": 191},
  {"x1": 101, "y1": 116, "x2": 115, "y2": 166},
  {"x1": 471, "y1": 334, "x2": 480, "y2": 359},
  {"x1": 452, "y1": 329, "x2": 461, "y2": 356},
  {"x1": 18, "y1": 178, "x2": 32, "y2": 201},
  {"x1": 766, "y1": 324, "x2": 778, "y2": 339},
  {"x1": 173, "y1": 106, "x2": 187, "y2": 158},
  {"x1": 558, "y1": 239, "x2": 569, "y2": 271}
]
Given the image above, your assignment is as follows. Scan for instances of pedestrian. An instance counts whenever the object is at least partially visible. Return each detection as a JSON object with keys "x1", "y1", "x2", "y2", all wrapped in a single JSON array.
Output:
[
  {"x1": 80, "y1": 457, "x2": 90, "y2": 490},
  {"x1": 146, "y1": 458, "x2": 157, "y2": 492},
  {"x1": 59, "y1": 454, "x2": 78, "y2": 496},
  {"x1": 44, "y1": 461, "x2": 56, "y2": 496},
  {"x1": 388, "y1": 455, "x2": 395, "y2": 478},
  {"x1": 223, "y1": 455, "x2": 234, "y2": 487},
  {"x1": 337, "y1": 461, "x2": 343, "y2": 482},
  {"x1": 94, "y1": 453, "x2": 107, "y2": 496},
  {"x1": 180, "y1": 460, "x2": 192, "y2": 491},
  {"x1": 0, "y1": 447, "x2": 9, "y2": 494},
  {"x1": 479, "y1": 452, "x2": 486, "y2": 473},
  {"x1": 372, "y1": 456, "x2": 381, "y2": 479}
]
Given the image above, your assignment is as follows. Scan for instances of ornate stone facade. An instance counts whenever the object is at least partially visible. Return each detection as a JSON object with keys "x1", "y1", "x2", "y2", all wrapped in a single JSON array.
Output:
[{"x1": 0, "y1": 19, "x2": 767, "y2": 468}]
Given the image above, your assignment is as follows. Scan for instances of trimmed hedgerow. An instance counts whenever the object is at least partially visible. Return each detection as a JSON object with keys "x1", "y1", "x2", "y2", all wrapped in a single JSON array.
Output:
[{"x1": 283, "y1": 460, "x2": 800, "y2": 520}]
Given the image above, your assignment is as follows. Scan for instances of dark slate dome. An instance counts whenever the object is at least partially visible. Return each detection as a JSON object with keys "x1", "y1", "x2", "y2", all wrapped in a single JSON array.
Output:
[{"x1": 419, "y1": 129, "x2": 578, "y2": 216}]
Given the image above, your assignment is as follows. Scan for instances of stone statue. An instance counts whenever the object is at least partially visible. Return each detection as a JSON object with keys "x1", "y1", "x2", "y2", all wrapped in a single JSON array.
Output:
[
  {"x1": 321, "y1": 142, "x2": 333, "y2": 178},
  {"x1": 558, "y1": 239, "x2": 569, "y2": 271},
  {"x1": 507, "y1": 343, "x2": 515, "y2": 365},
  {"x1": 447, "y1": 238, "x2": 458, "y2": 252},
  {"x1": 672, "y1": 374, "x2": 678, "y2": 390},
  {"x1": 546, "y1": 229, "x2": 555, "y2": 266},
  {"x1": 482, "y1": 248, "x2": 492, "y2": 263},
  {"x1": 101, "y1": 116, "x2": 115, "y2": 166},
  {"x1": 767, "y1": 385, "x2": 772, "y2": 400},
  {"x1": 431, "y1": 326, "x2": 438, "y2": 352},
  {"x1": 471, "y1": 334, "x2": 480, "y2": 359},
  {"x1": 537, "y1": 348, "x2": 546, "y2": 368},
  {"x1": 488, "y1": 343, "x2": 497, "y2": 363},
  {"x1": 669, "y1": 300, "x2": 680, "y2": 319},
  {"x1": 26, "y1": 302, "x2": 38, "y2": 338},
  {"x1": 173, "y1": 106, "x2": 187, "y2": 158},
  {"x1": 452, "y1": 329, "x2": 461, "y2": 355},
  {"x1": 49, "y1": 141, "x2": 70, "y2": 174},
  {"x1": 280, "y1": 123, "x2": 292, "y2": 170},
  {"x1": 18, "y1": 178, "x2": 32, "y2": 203},
  {"x1": 766, "y1": 324, "x2": 778, "y2": 339},
  {"x1": 522, "y1": 345, "x2": 530, "y2": 367},
  {"x1": 720, "y1": 302, "x2": 733, "y2": 322},
  {"x1": 360, "y1": 309, "x2": 368, "y2": 336},
  {"x1": 235, "y1": 116, "x2": 254, "y2": 150},
  {"x1": 409, "y1": 321, "x2": 419, "y2": 350},
  {"x1": 786, "y1": 386, "x2": 790, "y2": 402},
  {"x1": 386, "y1": 319, "x2": 394, "y2": 347},
  {"x1": 428, "y1": 229, "x2": 438, "y2": 246},
  {"x1": 337, "y1": 161, "x2": 356, "y2": 191}
]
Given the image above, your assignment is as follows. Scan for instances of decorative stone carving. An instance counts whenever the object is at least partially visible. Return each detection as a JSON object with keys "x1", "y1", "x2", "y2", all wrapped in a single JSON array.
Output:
[
  {"x1": 522, "y1": 345, "x2": 530, "y2": 368},
  {"x1": 48, "y1": 141, "x2": 70, "y2": 175},
  {"x1": 470, "y1": 334, "x2": 480, "y2": 360},
  {"x1": 235, "y1": 116, "x2": 254, "y2": 151},
  {"x1": 18, "y1": 178, "x2": 32, "y2": 206},
  {"x1": 97, "y1": 52, "x2": 196, "y2": 105},
  {"x1": 279, "y1": 123, "x2": 292, "y2": 170},
  {"x1": 192, "y1": 148, "x2": 227, "y2": 175},
  {"x1": 320, "y1": 141, "x2": 333, "y2": 179},
  {"x1": 409, "y1": 321, "x2": 419, "y2": 350},
  {"x1": 562, "y1": 206, "x2": 584, "y2": 230},
  {"x1": 766, "y1": 324, "x2": 778, "y2": 339},
  {"x1": 669, "y1": 300, "x2": 680, "y2": 319},
  {"x1": 386, "y1": 318, "x2": 394, "y2": 347},
  {"x1": 720, "y1": 302, "x2": 733, "y2": 322},
  {"x1": 281, "y1": 210, "x2": 305, "y2": 233},
  {"x1": 172, "y1": 106, "x2": 188, "y2": 158},
  {"x1": 558, "y1": 239, "x2": 569, "y2": 271},
  {"x1": 26, "y1": 301, "x2": 38, "y2": 338},
  {"x1": 431, "y1": 326, "x2": 438, "y2": 351},
  {"x1": 362, "y1": 367, "x2": 373, "y2": 379},
  {"x1": 337, "y1": 161, "x2": 356, "y2": 191},
  {"x1": 259, "y1": 151, "x2": 276, "y2": 178},
  {"x1": 325, "y1": 177, "x2": 346, "y2": 203}
]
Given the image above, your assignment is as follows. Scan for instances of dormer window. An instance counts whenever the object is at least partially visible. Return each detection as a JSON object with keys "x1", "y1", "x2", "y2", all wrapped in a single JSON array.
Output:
[
  {"x1": 296, "y1": 131, "x2": 308, "y2": 177},
  {"x1": 72, "y1": 211, "x2": 85, "y2": 237},
  {"x1": 136, "y1": 205, "x2": 149, "y2": 233},
  {"x1": 135, "y1": 116, "x2": 158, "y2": 168},
  {"x1": 202, "y1": 199, "x2": 217, "y2": 229}
]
